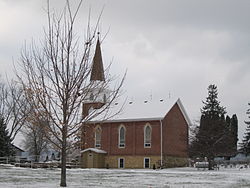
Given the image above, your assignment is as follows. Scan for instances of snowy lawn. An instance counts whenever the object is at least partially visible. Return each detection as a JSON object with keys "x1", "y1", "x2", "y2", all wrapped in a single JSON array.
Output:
[{"x1": 0, "y1": 165, "x2": 250, "y2": 188}]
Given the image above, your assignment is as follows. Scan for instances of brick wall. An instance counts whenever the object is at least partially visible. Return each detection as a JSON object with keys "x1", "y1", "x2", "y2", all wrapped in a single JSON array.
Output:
[
  {"x1": 83, "y1": 120, "x2": 161, "y2": 156},
  {"x1": 163, "y1": 103, "x2": 188, "y2": 157},
  {"x1": 82, "y1": 102, "x2": 104, "y2": 118}
]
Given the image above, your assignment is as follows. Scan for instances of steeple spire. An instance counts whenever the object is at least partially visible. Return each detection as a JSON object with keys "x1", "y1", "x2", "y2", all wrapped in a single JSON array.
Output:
[{"x1": 90, "y1": 35, "x2": 105, "y2": 81}]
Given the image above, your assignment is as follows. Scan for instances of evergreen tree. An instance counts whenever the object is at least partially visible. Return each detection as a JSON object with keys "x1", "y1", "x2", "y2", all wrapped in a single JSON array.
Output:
[
  {"x1": 239, "y1": 104, "x2": 250, "y2": 155},
  {"x1": 0, "y1": 117, "x2": 13, "y2": 157},
  {"x1": 189, "y1": 84, "x2": 235, "y2": 169},
  {"x1": 201, "y1": 84, "x2": 226, "y2": 116},
  {"x1": 230, "y1": 114, "x2": 238, "y2": 152},
  {"x1": 225, "y1": 115, "x2": 231, "y2": 129},
  {"x1": 224, "y1": 114, "x2": 238, "y2": 155}
]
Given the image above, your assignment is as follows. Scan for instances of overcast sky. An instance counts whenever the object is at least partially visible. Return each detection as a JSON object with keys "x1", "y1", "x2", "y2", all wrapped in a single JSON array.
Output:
[{"x1": 0, "y1": 0, "x2": 250, "y2": 145}]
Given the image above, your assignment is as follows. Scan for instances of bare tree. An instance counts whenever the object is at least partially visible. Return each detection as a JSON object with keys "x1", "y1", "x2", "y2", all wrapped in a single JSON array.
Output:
[
  {"x1": 22, "y1": 115, "x2": 50, "y2": 162},
  {"x1": 0, "y1": 79, "x2": 29, "y2": 141},
  {"x1": 16, "y1": 0, "x2": 124, "y2": 187},
  {"x1": 188, "y1": 119, "x2": 199, "y2": 144}
]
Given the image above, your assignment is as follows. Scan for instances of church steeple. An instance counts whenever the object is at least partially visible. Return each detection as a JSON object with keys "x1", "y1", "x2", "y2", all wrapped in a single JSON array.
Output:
[
  {"x1": 90, "y1": 37, "x2": 105, "y2": 81},
  {"x1": 83, "y1": 35, "x2": 111, "y2": 118}
]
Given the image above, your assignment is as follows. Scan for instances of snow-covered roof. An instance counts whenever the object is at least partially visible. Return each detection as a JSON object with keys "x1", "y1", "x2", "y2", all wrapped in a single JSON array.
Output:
[
  {"x1": 89, "y1": 97, "x2": 191, "y2": 125},
  {"x1": 11, "y1": 144, "x2": 25, "y2": 152},
  {"x1": 81, "y1": 148, "x2": 107, "y2": 154}
]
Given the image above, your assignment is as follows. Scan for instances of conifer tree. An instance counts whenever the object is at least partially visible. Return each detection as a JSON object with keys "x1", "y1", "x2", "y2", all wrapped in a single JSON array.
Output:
[
  {"x1": 230, "y1": 114, "x2": 238, "y2": 152},
  {"x1": 201, "y1": 84, "x2": 226, "y2": 116},
  {"x1": 226, "y1": 115, "x2": 231, "y2": 129},
  {"x1": 189, "y1": 84, "x2": 235, "y2": 169},
  {"x1": 240, "y1": 104, "x2": 250, "y2": 155},
  {"x1": 0, "y1": 117, "x2": 13, "y2": 157},
  {"x1": 224, "y1": 114, "x2": 238, "y2": 154}
]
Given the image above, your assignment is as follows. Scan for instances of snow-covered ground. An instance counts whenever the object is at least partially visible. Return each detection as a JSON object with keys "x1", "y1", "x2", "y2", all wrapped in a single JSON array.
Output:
[{"x1": 0, "y1": 165, "x2": 250, "y2": 188}]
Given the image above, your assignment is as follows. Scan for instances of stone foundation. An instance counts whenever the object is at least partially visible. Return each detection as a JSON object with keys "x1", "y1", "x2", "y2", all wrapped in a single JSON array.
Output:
[
  {"x1": 105, "y1": 155, "x2": 161, "y2": 169},
  {"x1": 81, "y1": 154, "x2": 188, "y2": 169},
  {"x1": 163, "y1": 156, "x2": 188, "y2": 168}
]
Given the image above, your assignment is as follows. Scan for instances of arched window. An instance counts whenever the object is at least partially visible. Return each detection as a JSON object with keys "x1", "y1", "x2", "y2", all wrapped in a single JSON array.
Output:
[
  {"x1": 144, "y1": 124, "x2": 152, "y2": 147},
  {"x1": 119, "y1": 125, "x2": 126, "y2": 148},
  {"x1": 95, "y1": 126, "x2": 101, "y2": 148}
]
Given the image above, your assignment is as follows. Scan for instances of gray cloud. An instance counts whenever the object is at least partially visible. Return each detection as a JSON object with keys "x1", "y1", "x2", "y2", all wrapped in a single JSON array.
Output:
[{"x1": 0, "y1": 0, "x2": 250, "y2": 144}]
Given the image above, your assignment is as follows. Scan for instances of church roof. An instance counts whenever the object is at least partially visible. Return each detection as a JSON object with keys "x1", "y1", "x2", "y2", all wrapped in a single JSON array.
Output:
[
  {"x1": 90, "y1": 38, "x2": 105, "y2": 81},
  {"x1": 89, "y1": 98, "x2": 191, "y2": 125}
]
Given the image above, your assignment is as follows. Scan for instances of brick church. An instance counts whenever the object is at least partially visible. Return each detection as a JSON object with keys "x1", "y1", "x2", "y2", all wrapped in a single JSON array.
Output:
[{"x1": 80, "y1": 37, "x2": 191, "y2": 169}]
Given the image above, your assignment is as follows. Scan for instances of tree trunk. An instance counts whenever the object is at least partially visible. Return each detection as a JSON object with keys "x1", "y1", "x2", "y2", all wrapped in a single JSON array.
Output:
[
  {"x1": 208, "y1": 158, "x2": 214, "y2": 170},
  {"x1": 60, "y1": 129, "x2": 67, "y2": 187},
  {"x1": 34, "y1": 133, "x2": 38, "y2": 162}
]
